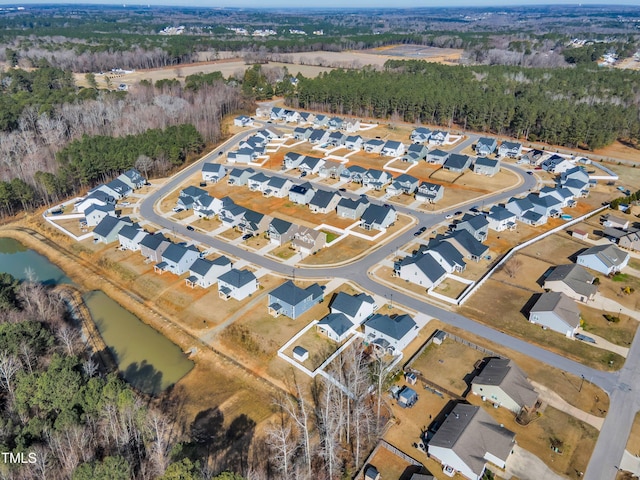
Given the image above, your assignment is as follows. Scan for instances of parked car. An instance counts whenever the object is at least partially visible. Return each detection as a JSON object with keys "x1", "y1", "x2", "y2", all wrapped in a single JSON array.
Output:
[
  {"x1": 445, "y1": 214, "x2": 453, "y2": 220},
  {"x1": 242, "y1": 233, "x2": 253, "y2": 240},
  {"x1": 526, "y1": 171, "x2": 534, "y2": 175},
  {"x1": 186, "y1": 226, "x2": 194, "y2": 231},
  {"x1": 172, "y1": 207, "x2": 184, "y2": 213},
  {"x1": 120, "y1": 201, "x2": 130, "y2": 206},
  {"x1": 454, "y1": 211, "x2": 463, "y2": 216},
  {"x1": 338, "y1": 188, "x2": 346, "y2": 192}
]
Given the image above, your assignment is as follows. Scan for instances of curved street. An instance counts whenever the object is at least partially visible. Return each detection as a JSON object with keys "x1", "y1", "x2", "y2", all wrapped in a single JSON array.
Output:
[{"x1": 138, "y1": 123, "x2": 634, "y2": 480}]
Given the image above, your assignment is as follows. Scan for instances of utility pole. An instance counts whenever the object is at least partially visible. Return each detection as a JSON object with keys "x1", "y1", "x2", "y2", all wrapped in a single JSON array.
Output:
[{"x1": 579, "y1": 374, "x2": 585, "y2": 392}]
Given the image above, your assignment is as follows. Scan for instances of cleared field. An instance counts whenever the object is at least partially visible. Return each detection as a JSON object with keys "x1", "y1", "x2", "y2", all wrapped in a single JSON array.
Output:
[{"x1": 595, "y1": 140, "x2": 640, "y2": 163}]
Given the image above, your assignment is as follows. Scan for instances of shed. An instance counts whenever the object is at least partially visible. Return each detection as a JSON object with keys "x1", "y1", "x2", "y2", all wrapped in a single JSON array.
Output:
[
  {"x1": 364, "y1": 465, "x2": 380, "y2": 480},
  {"x1": 433, "y1": 330, "x2": 447, "y2": 345},
  {"x1": 293, "y1": 346, "x2": 309, "y2": 362},
  {"x1": 398, "y1": 386, "x2": 418, "y2": 408},
  {"x1": 572, "y1": 229, "x2": 589, "y2": 240},
  {"x1": 405, "y1": 372, "x2": 417, "y2": 385}
]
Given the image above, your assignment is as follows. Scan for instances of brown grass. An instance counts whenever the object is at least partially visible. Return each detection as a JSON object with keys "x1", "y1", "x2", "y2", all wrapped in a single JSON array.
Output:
[{"x1": 625, "y1": 412, "x2": 640, "y2": 456}]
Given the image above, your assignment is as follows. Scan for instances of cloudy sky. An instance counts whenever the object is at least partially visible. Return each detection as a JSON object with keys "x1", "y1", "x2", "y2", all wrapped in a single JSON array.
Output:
[{"x1": 4, "y1": 0, "x2": 640, "y2": 7}]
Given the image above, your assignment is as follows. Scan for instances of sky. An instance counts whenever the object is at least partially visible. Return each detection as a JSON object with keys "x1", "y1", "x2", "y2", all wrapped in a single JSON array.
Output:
[{"x1": 4, "y1": 0, "x2": 640, "y2": 7}]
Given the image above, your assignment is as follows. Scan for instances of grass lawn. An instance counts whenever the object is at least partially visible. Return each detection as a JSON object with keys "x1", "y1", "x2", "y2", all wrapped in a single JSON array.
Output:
[
  {"x1": 282, "y1": 326, "x2": 339, "y2": 371},
  {"x1": 431, "y1": 277, "x2": 471, "y2": 300},
  {"x1": 597, "y1": 272, "x2": 640, "y2": 311},
  {"x1": 625, "y1": 412, "x2": 640, "y2": 457},
  {"x1": 192, "y1": 217, "x2": 221, "y2": 232},
  {"x1": 460, "y1": 279, "x2": 625, "y2": 371},
  {"x1": 270, "y1": 242, "x2": 297, "y2": 259},
  {"x1": 579, "y1": 303, "x2": 637, "y2": 347},
  {"x1": 300, "y1": 235, "x2": 372, "y2": 265},
  {"x1": 217, "y1": 227, "x2": 243, "y2": 241},
  {"x1": 245, "y1": 233, "x2": 271, "y2": 250},
  {"x1": 321, "y1": 230, "x2": 339, "y2": 243}
]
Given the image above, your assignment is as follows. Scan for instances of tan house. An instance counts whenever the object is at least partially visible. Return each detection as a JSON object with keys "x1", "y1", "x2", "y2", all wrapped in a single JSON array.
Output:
[
  {"x1": 619, "y1": 229, "x2": 640, "y2": 252},
  {"x1": 292, "y1": 228, "x2": 326, "y2": 254},
  {"x1": 471, "y1": 358, "x2": 539, "y2": 413},
  {"x1": 543, "y1": 264, "x2": 598, "y2": 303}
]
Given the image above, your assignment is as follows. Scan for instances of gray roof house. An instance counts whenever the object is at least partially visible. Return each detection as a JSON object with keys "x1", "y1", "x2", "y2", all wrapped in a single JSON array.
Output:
[
  {"x1": 238, "y1": 209, "x2": 271, "y2": 235},
  {"x1": 386, "y1": 174, "x2": 419, "y2": 196},
  {"x1": 267, "y1": 218, "x2": 299, "y2": 246},
  {"x1": 364, "y1": 313, "x2": 418, "y2": 354},
  {"x1": 318, "y1": 160, "x2": 345, "y2": 179},
  {"x1": 363, "y1": 138, "x2": 385, "y2": 154},
  {"x1": 330, "y1": 291, "x2": 377, "y2": 324},
  {"x1": 313, "y1": 115, "x2": 329, "y2": 127},
  {"x1": 139, "y1": 232, "x2": 171, "y2": 263},
  {"x1": 498, "y1": 141, "x2": 522, "y2": 158},
  {"x1": 603, "y1": 214, "x2": 630, "y2": 230},
  {"x1": 309, "y1": 189, "x2": 341, "y2": 214},
  {"x1": 218, "y1": 268, "x2": 258, "y2": 301},
  {"x1": 227, "y1": 168, "x2": 256, "y2": 186},
  {"x1": 361, "y1": 204, "x2": 397, "y2": 231},
  {"x1": 428, "y1": 130, "x2": 450, "y2": 146},
  {"x1": 539, "y1": 187, "x2": 575, "y2": 208},
  {"x1": 247, "y1": 172, "x2": 271, "y2": 192},
  {"x1": 424, "y1": 241, "x2": 466, "y2": 273},
  {"x1": 521, "y1": 149, "x2": 545, "y2": 165},
  {"x1": 284, "y1": 152, "x2": 306, "y2": 169},
  {"x1": 75, "y1": 191, "x2": 114, "y2": 214},
  {"x1": 201, "y1": 163, "x2": 226, "y2": 183},
  {"x1": 426, "y1": 149, "x2": 450, "y2": 164},
  {"x1": 443, "y1": 230, "x2": 489, "y2": 262},
  {"x1": 428, "y1": 403, "x2": 516, "y2": 480},
  {"x1": 543, "y1": 264, "x2": 597, "y2": 303},
  {"x1": 298, "y1": 155, "x2": 325, "y2": 175},
  {"x1": 416, "y1": 182, "x2": 445, "y2": 203},
  {"x1": 263, "y1": 176, "x2": 293, "y2": 198},
  {"x1": 293, "y1": 126, "x2": 313, "y2": 141},
  {"x1": 92, "y1": 178, "x2": 132, "y2": 200},
  {"x1": 619, "y1": 229, "x2": 640, "y2": 252},
  {"x1": 443, "y1": 154, "x2": 472, "y2": 173},
  {"x1": 410, "y1": 127, "x2": 431, "y2": 143},
  {"x1": 576, "y1": 244, "x2": 630, "y2": 275},
  {"x1": 177, "y1": 185, "x2": 208, "y2": 210},
  {"x1": 117, "y1": 169, "x2": 146, "y2": 190},
  {"x1": 473, "y1": 157, "x2": 500, "y2": 176},
  {"x1": 527, "y1": 193, "x2": 563, "y2": 218},
  {"x1": 344, "y1": 135, "x2": 364, "y2": 150},
  {"x1": 328, "y1": 116, "x2": 343, "y2": 130},
  {"x1": 486, "y1": 205, "x2": 517, "y2": 232},
  {"x1": 84, "y1": 203, "x2": 116, "y2": 227},
  {"x1": 471, "y1": 358, "x2": 538, "y2": 413},
  {"x1": 561, "y1": 166, "x2": 590, "y2": 185},
  {"x1": 288, "y1": 183, "x2": 316, "y2": 205},
  {"x1": 292, "y1": 228, "x2": 326, "y2": 254},
  {"x1": 396, "y1": 253, "x2": 447, "y2": 289},
  {"x1": 342, "y1": 118, "x2": 360, "y2": 133},
  {"x1": 475, "y1": 137, "x2": 497, "y2": 157},
  {"x1": 268, "y1": 280, "x2": 324, "y2": 319},
  {"x1": 317, "y1": 313, "x2": 356, "y2": 342},
  {"x1": 156, "y1": 243, "x2": 200, "y2": 276},
  {"x1": 403, "y1": 143, "x2": 428, "y2": 163},
  {"x1": 382, "y1": 140, "x2": 405, "y2": 157},
  {"x1": 529, "y1": 291, "x2": 581, "y2": 336},
  {"x1": 117, "y1": 225, "x2": 147, "y2": 251},
  {"x1": 336, "y1": 196, "x2": 370, "y2": 219},
  {"x1": 327, "y1": 131, "x2": 346, "y2": 146},
  {"x1": 340, "y1": 165, "x2": 368, "y2": 184},
  {"x1": 505, "y1": 197, "x2": 535, "y2": 220},
  {"x1": 93, "y1": 216, "x2": 132, "y2": 244},
  {"x1": 362, "y1": 169, "x2": 392, "y2": 190},
  {"x1": 308, "y1": 128, "x2": 330, "y2": 144},
  {"x1": 455, "y1": 214, "x2": 489, "y2": 242},
  {"x1": 227, "y1": 147, "x2": 257, "y2": 164},
  {"x1": 185, "y1": 256, "x2": 232, "y2": 289},
  {"x1": 234, "y1": 115, "x2": 253, "y2": 127},
  {"x1": 219, "y1": 202, "x2": 246, "y2": 227}
]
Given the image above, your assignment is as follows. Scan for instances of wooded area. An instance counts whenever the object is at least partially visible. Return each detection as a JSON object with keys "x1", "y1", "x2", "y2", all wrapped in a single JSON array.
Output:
[{"x1": 291, "y1": 60, "x2": 640, "y2": 150}]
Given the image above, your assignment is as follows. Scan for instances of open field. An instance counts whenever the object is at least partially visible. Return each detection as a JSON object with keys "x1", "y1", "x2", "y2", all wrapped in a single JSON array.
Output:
[{"x1": 625, "y1": 412, "x2": 640, "y2": 457}]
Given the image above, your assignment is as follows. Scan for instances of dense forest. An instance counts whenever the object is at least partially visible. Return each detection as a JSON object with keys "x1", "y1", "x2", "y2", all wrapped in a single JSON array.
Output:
[{"x1": 291, "y1": 60, "x2": 640, "y2": 150}]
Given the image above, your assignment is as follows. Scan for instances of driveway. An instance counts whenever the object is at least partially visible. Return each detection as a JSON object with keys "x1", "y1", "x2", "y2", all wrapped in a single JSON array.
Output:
[{"x1": 505, "y1": 445, "x2": 568, "y2": 480}]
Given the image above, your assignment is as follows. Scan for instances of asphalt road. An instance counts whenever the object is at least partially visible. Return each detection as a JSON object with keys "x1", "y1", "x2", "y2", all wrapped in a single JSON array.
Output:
[{"x1": 138, "y1": 121, "x2": 631, "y2": 480}]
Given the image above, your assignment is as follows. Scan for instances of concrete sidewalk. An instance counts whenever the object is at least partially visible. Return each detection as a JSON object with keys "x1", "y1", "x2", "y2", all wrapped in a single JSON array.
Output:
[
  {"x1": 504, "y1": 445, "x2": 567, "y2": 480},
  {"x1": 590, "y1": 292, "x2": 640, "y2": 322},
  {"x1": 530, "y1": 380, "x2": 604, "y2": 430}
]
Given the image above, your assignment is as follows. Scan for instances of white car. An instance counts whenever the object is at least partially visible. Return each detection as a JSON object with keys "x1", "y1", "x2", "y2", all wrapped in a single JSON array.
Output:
[
  {"x1": 120, "y1": 201, "x2": 130, "y2": 206},
  {"x1": 445, "y1": 214, "x2": 453, "y2": 220}
]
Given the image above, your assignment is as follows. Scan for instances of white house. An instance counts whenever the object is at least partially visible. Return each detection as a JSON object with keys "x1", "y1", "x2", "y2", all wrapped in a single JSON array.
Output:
[
  {"x1": 84, "y1": 203, "x2": 116, "y2": 227},
  {"x1": 234, "y1": 115, "x2": 254, "y2": 127},
  {"x1": 485, "y1": 205, "x2": 517, "y2": 232},
  {"x1": 218, "y1": 268, "x2": 258, "y2": 301},
  {"x1": 529, "y1": 291, "x2": 581, "y2": 337},
  {"x1": 330, "y1": 291, "x2": 377, "y2": 324},
  {"x1": 382, "y1": 140, "x2": 405, "y2": 157},
  {"x1": 201, "y1": 163, "x2": 226, "y2": 183},
  {"x1": 157, "y1": 244, "x2": 200, "y2": 276},
  {"x1": 395, "y1": 252, "x2": 447, "y2": 289},
  {"x1": 185, "y1": 256, "x2": 232, "y2": 289},
  {"x1": 576, "y1": 244, "x2": 629, "y2": 275},
  {"x1": 364, "y1": 313, "x2": 418, "y2": 354},
  {"x1": 118, "y1": 225, "x2": 147, "y2": 251}
]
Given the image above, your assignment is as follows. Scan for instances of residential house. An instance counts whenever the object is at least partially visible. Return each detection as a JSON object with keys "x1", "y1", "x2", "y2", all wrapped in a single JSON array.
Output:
[
  {"x1": 293, "y1": 127, "x2": 313, "y2": 141},
  {"x1": 538, "y1": 187, "x2": 575, "y2": 208},
  {"x1": 93, "y1": 216, "x2": 132, "y2": 244},
  {"x1": 382, "y1": 140, "x2": 405, "y2": 157},
  {"x1": 577, "y1": 244, "x2": 630, "y2": 275},
  {"x1": 340, "y1": 165, "x2": 368, "y2": 184},
  {"x1": 327, "y1": 116, "x2": 344, "y2": 130},
  {"x1": 505, "y1": 197, "x2": 535, "y2": 221},
  {"x1": 219, "y1": 203, "x2": 247, "y2": 227},
  {"x1": 603, "y1": 226, "x2": 628, "y2": 243},
  {"x1": 292, "y1": 228, "x2": 326, "y2": 254},
  {"x1": 193, "y1": 194, "x2": 224, "y2": 219},
  {"x1": 521, "y1": 149, "x2": 545, "y2": 166},
  {"x1": 227, "y1": 148, "x2": 257, "y2": 164},
  {"x1": 342, "y1": 118, "x2": 360, "y2": 132},
  {"x1": 603, "y1": 214, "x2": 630, "y2": 230},
  {"x1": 410, "y1": 127, "x2": 431, "y2": 143},
  {"x1": 270, "y1": 107, "x2": 285, "y2": 120},
  {"x1": 263, "y1": 177, "x2": 293, "y2": 198},
  {"x1": 426, "y1": 149, "x2": 450, "y2": 164},
  {"x1": 402, "y1": 143, "x2": 428, "y2": 163},
  {"x1": 227, "y1": 168, "x2": 256, "y2": 186},
  {"x1": 284, "y1": 152, "x2": 305, "y2": 169},
  {"x1": 201, "y1": 163, "x2": 226, "y2": 183},
  {"x1": 313, "y1": 114, "x2": 329, "y2": 127},
  {"x1": 336, "y1": 196, "x2": 370, "y2": 219},
  {"x1": 117, "y1": 169, "x2": 146, "y2": 190},
  {"x1": 75, "y1": 191, "x2": 114, "y2": 214},
  {"x1": 364, "y1": 313, "x2": 418, "y2": 354},
  {"x1": 157, "y1": 243, "x2": 199, "y2": 275},
  {"x1": 327, "y1": 131, "x2": 346, "y2": 147},
  {"x1": 185, "y1": 256, "x2": 232, "y2": 289},
  {"x1": 424, "y1": 241, "x2": 466, "y2": 273},
  {"x1": 309, "y1": 189, "x2": 341, "y2": 214},
  {"x1": 395, "y1": 252, "x2": 447, "y2": 289},
  {"x1": 247, "y1": 172, "x2": 271, "y2": 192},
  {"x1": 443, "y1": 229, "x2": 489, "y2": 261},
  {"x1": 529, "y1": 291, "x2": 581, "y2": 336},
  {"x1": 543, "y1": 264, "x2": 597, "y2": 303},
  {"x1": 344, "y1": 135, "x2": 364, "y2": 150},
  {"x1": 443, "y1": 154, "x2": 472, "y2": 173},
  {"x1": 317, "y1": 313, "x2": 356, "y2": 342},
  {"x1": 93, "y1": 178, "x2": 132, "y2": 200},
  {"x1": 428, "y1": 130, "x2": 450, "y2": 146},
  {"x1": 428, "y1": 403, "x2": 516, "y2": 480},
  {"x1": 234, "y1": 115, "x2": 253, "y2": 127},
  {"x1": 562, "y1": 178, "x2": 590, "y2": 198},
  {"x1": 139, "y1": 233, "x2": 171, "y2": 263},
  {"x1": 84, "y1": 203, "x2": 116, "y2": 227},
  {"x1": 118, "y1": 225, "x2": 147, "y2": 251},
  {"x1": 619, "y1": 229, "x2": 640, "y2": 252},
  {"x1": 283, "y1": 109, "x2": 300, "y2": 123},
  {"x1": 177, "y1": 186, "x2": 208, "y2": 210},
  {"x1": 455, "y1": 214, "x2": 489, "y2": 242},
  {"x1": 521, "y1": 210, "x2": 547, "y2": 227},
  {"x1": 308, "y1": 129, "x2": 330, "y2": 144},
  {"x1": 475, "y1": 137, "x2": 497, "y2": 157},
  {"x1": 288, "y1": 183, "x2": 315, "y2": 205},
  {"x1": 361, "y1": 204, "x2": 397, "y2": 231},
  {"x1": 318, "y1": 161, "x2": 345, "y2": 179},
  {"x1": 485, "y1": 206, "x2": 517, "y2": 232},
  {"x1": 561, "y1": 166, "x2": 590, "y2": 185},
  {"x1": 362, "y1": 169, "x2": 392, "y2": 190},
  {"x1": 386, "y1": 174, "x2": 419, "y2": 196},
  {"x1": 267, "y1": 280, "x2": 324, "y2": 319},
  {"x1": 540, "y1": 154, "x2": 565, "y2": 172},
  {"x1": 473, "y1": 157, "x2": 500, "y2": 176},
  {"x1": 363, "y1": 138, "x2": 385, "y2": 154},
  {"x1": 471, "y1": 358, "x2": 539, "y2": 414},
  {"x1": 238, "y1": 209, "x2": 270, "y2": 235},
  {"x1": 298, "y1": 155, "x2": 325, "y2": 175},
  {"x1": 498, "y1": 141, "x2": 522, "y2": 158},
  {"x1": 218, "y1": 268, "x2": 258, "y2": 301},
  {"x1": 330, "y1": 291, "x2": 377, "y2": 324},
  {"x1": 416, "y1": 182, "x2": 445, "y2": 203},
  {"x1": 298, "y1": 112, "x2": 314, "y2": 124},
  {"x1": 267, "y1": 218, "x2": 298, "y2": 246},
  {"x1": 551, "y1": 159, "x2": 574, "y2": 174}
]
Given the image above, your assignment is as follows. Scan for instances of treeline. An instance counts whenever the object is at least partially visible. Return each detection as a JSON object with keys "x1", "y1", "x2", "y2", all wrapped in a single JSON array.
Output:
[
  {"x1": 609, "y1": 188, "x2": 640, "y2": 210},
  {"x1": 291, "y1": 60, "x2": 640, "y2": 150}
]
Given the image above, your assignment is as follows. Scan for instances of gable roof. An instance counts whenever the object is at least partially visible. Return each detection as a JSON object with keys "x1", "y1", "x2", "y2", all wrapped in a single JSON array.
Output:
[
  {"x1": 118, "y1": 225, "x2": 144, "y2": 241},
  {"x1": 395, "y1": 173, "x2": 419, "y2": 185},
  {"x1": 163, "y1": 243, "x2": 198, "y2": 263},
  {"x1": 337, "y1": 196, "x2": 369, "y2": 211},
  {"x1": 530, "y1": 292, "x2": 581, "y2": 328},
  {"x1": 473, "y1": 358, "x2": 538, "y2": 408},
  {"x1": 446, "y1": 229, "x2": 489, "y2": 258},
  {"x1": 545, "y1": 264, "x2": 597, "y2": 298},
  {"x1": 85, "y1": 203, "x2": 115, "y2": 216},
  {"x1": 218, "y1": 268, "x2": 256, "y2": 288},
  {"x1": 318, "y1": 313, "x2": 354, "y2": 337},
  {"x1": 458, "y1": 213, "x2": 489, "y2": 231},
  {"x1": 93, "y1": 216, "x2": 130, "y2": 238},
  {"x1": 331, "y1": 291, "x2": 375, "y2": 318},
  {"x1": 310, "y1": 189, "x2": 339, "y2": 208},
  {"x1": 444, "y1": 153, "x2": 470, "y2": 170},
  {"x1": 140, "y1": 232, "x2": 169, "y2": 250},
  {"x1": 202, "y1": 162, "x2": 225, "y2": 173},
  {"x1": 487, "y1": 205, "x2": 516, "y2": 221},
  {"x1": 365, "y1": 313, "x2": 416, "y2": 341},
  {"x1": 270, "y1": 218, "x2": 294, "y2": 235},
  {"x1": 578, "y1": 244, "x2": 628, "y2": 268},
  {"x1": 269, "y1": 280, "x2": 323, "y2": 306},
  {"x1": 361, "y1": 204, "x2": 395, "y2": 225},
  {"x1": 475, "y1": 157, "x2": 499, "y2": 168}
]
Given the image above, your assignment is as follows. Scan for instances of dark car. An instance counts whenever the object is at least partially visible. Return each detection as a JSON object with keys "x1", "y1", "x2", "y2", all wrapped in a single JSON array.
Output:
[
  {"x1": 242, "y1": 233, "x2": 253, "y2": 240},
  {"x1": 384, "y1": 203, "x2": 391, "y2": 208},
  {"x1": 413, "y1": 230, "x2": 421, "y2": 237},
  {"x1": 454, "y1": 211, "x2": 463, "y2": 216},
  {"x1": 186, "y1": 226, "x2": 194, "y2": 231},
  {"x1": 419, "y1": 226, "x2": 427, "y2": 233},
  {"x1": 339, "y1": 188, "x2": 346, "y2": 192},
  {"x1": 526, "y1": 171, "x2": 534, "y2": 175},
  {"x1": 218, "y1": 151, "x2": 224, "y2": 156}
]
